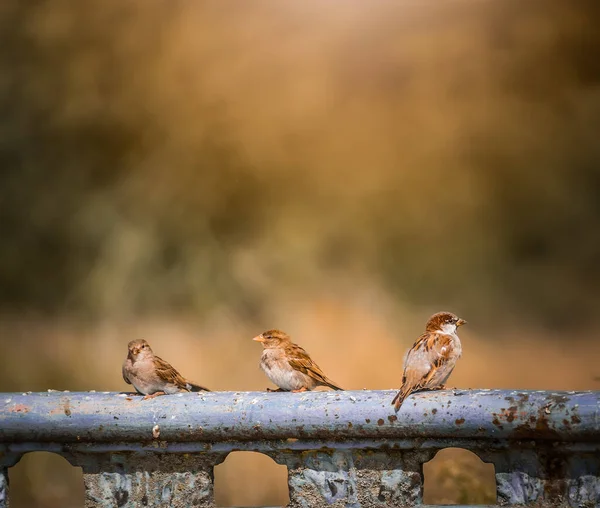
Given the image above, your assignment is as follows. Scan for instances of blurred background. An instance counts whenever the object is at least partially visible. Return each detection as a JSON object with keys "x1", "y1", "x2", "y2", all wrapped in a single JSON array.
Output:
[{"x1": 1, "y1": 0, "x2": 600, "y2": 505}]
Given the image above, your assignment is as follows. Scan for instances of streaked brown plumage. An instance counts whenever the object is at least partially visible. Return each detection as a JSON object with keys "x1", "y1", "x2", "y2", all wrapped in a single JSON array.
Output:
[
  {"x1": 122, "y1": 339, "x2": 210, "y2": 399},
  {"x1": 392, "y1": 312, "x2": 466, "y2": 412},
  {"x1": 253, "y1": 329, "x2": 343, "y2": 392}
]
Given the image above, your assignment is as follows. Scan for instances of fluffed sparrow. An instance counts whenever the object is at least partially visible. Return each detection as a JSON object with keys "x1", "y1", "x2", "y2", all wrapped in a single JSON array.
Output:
[
  {"x1": 392, "y1": 312, "x2": 466, "y2": 412},
  {"x1": 253, "y1": 329, "x2": 343, "y2": 392},
  {"x1": 122, "y1": 339, "x2": 210, "y2": 399}
]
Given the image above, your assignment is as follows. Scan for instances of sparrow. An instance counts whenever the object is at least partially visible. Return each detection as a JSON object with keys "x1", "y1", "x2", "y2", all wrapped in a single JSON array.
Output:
[
  {"x1": 253, "y1": 329, "x2": 343, "y2": 392},
  {"x1": 122, "y1": 339, "x2": 210, "y2": 400},
  {"x1": 392, "y1": 311, "x2": 466, "y2": 412}
]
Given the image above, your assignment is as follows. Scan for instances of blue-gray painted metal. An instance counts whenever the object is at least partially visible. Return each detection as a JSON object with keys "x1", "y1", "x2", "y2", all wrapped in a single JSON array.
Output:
[
  {"x1": 0, "y1": 389, "x2": 598, "y2": 507},
  {"x1": 1, "y1": 389, "x2": 597, "y2": 443}
]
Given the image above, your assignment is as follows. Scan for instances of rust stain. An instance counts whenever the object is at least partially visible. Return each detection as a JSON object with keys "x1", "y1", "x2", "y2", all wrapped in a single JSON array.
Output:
[
  {"x1": 511, "y1": 403, "x2": 562, "y2": 440},
  {"x1": 571, "y1": 414, "x2": 581, "y2": 424},
  {"x1": 387, "y1": 415, "x2": 398, "y2": 424},
  {"x1": 377, "y1": 418, "x2": 385, "y2": 426},
  {"x1": 506, "y1": 406, "x2": 518, "y2": 423},
  {"x1": 455, "y1": 418, "x2": 465, "y2": 425},
  {"x1": 492, "y1": 415, "x2": 504, "y2": 429},
  {"x1": 541, "y1": 453, "x2": 568, "y2": 498},
  {"x1": 9, "y1": 404, "x2": 30, "y2": 413},
  {"x1": 535, "y1": 414, "x2": 552, "y2": 433},
  {"x1": 493, "y1": 405, "x2": 519, "y2": 425}
]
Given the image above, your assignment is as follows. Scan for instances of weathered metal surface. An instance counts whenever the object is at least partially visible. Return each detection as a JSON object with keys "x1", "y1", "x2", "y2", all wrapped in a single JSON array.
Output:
[
  {"x1": 80, "y1": 453, "x2": 219, "y2": 508},
  {"x1": 275, "y1": 449, "x2": 424, "y2": 507},
  {"x1": 0, "y1": 389, "x2": 597, "y2": 443},
  {"x1": 0, "y1": 389, "x2": 598, "y2": 507},
  {"x1": 0, "y1": 468, "x2": 7, "y2": 508}
]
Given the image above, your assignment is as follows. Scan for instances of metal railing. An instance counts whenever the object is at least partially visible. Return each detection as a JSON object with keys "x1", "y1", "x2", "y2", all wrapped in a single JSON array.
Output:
[{"x1": 1, "y1": 389, "x2": 599, "y2": 507}]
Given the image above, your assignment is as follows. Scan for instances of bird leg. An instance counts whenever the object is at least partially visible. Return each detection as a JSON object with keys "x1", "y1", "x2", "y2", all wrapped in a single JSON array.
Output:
[
  {"x1": 292, "y1": 387, "x2": 308, "y2": 393},
  {"x1": 266, "y1": 387, "x2": 285, "y2": 392},
  {"x1": 142, "y1": 391, "x2": 166, "y2": 400}
]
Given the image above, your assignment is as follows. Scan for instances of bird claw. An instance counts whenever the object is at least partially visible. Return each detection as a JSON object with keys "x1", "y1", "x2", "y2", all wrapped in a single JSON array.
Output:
[
  {"x1": 266, "y1": 387, "x2": 285, "y2": 392},
  {"x1": 292, "y1": 387, "x2": 308, "y2": 393},
  {"x1": 142, "y1": 391, "x2": 166, "y2": 400},
  {"x1": 425, "y1": 385, "x2": 447, "y2": 391}
]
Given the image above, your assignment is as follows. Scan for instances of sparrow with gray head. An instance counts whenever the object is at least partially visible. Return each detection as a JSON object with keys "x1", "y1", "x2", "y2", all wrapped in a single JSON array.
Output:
[
  {"x1": 122, "y1": 339, "x2": 210, "y2": 399},
  {"x1": 392, "y1": 312, "x2": 466, "y2": 412},
  {"x1": 253, "y1": 329, "x2": 343, "y2": 392}
]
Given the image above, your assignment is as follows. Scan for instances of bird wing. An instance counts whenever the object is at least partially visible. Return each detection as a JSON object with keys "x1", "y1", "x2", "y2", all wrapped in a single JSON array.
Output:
[
  {"x1": 286, "y1": 343, "x2": 342, "y2": 390},
  {"x1": 393, "y1": 331, "x2": 456, "y2": 410},
  {"x1": 153, "y1": 355, "x2": 188, "y2": 390},
  {"x1": 122, "y1": 362, "x2": 132, "y2": 385},
  {"x1": 403, "y1": 331, "x2": 455, "y2": 390}
]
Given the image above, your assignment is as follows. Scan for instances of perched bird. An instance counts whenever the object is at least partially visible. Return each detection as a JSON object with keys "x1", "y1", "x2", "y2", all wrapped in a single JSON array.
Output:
[
  {"x1": 392, "y1": 312, "x2": 466, "y2": 412},
  {"x1": 253, "y1": 329, "x2": 343, "y2": 392},
  {"x1": 122, "y1": 339, "x2": 210, "y2": 399}
]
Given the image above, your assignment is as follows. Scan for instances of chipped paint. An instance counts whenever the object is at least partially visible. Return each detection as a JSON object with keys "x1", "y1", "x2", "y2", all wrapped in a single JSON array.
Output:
[{"x1": 7, "y1": 404, "x2": 30, "y2": 414}]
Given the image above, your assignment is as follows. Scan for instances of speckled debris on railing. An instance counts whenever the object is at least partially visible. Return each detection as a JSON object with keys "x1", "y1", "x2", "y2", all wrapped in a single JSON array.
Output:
[{"x1": 0, "y1": 389, "x2": 599, "y2": 507}]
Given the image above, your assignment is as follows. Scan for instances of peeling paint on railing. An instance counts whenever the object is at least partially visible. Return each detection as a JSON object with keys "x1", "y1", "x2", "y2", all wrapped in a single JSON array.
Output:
[{"x1": 0, "y1": 389, "x2": 599, "y2": 507}]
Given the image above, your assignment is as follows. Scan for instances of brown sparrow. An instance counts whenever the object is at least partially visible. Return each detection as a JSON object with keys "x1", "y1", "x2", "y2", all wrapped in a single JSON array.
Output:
[
  {"x1": 392, "y1": 312, "x2": 466, "y2": 412},
  {"x1": 122, "y1": 339, "x2": 210, "y2": 399},
  {"x1": 253, "y1": 329, "x2": 343, "y2": 392}
]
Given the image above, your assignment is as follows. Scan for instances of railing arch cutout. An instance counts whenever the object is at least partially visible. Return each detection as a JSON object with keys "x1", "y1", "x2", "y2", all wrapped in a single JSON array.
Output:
[
  {"x1": 214, "y1": 451, "x2": 289, "y2": 507},
  {"x1": 422, "y1": 447, "x2": 496, "y2": 505}
]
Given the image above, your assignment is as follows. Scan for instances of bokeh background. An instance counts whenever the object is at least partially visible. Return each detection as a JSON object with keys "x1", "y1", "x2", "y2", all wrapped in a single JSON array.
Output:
[{"x1": 2, "y1": 0, "x2": 600, "y2": 505}]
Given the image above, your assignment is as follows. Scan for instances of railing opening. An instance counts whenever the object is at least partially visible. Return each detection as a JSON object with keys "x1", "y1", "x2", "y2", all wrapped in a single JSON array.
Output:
[
  {"x1": 214, "y1": 451, "x2": 290, "y2": 507},
  {"x1": 423, "y1": 448, "x2": 496, "y2": 505},
  {"x1": 8, "y1": 452, "x2": 84, "y2": 508}
]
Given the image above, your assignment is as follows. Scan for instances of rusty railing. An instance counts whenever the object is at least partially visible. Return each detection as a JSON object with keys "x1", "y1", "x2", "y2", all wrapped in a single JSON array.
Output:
[{"x1": 1, "y1": 389, "x2": 599, "y2": 507}]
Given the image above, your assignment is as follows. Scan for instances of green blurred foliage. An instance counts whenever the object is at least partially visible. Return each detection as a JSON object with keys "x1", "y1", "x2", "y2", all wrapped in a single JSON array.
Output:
[{"x1": 1, "y1": 0, "x2": 600, "y2": 329}]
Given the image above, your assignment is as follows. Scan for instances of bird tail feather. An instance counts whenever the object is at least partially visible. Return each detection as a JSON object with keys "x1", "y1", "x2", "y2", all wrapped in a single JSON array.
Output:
[
  {"x1": 187, "y1": 382, "x2": 210, "y2": 392},
  {"x1": 392, "y1": 386, "x2": 412, "y2": 412},
  {"x1": 325, "y1": 380, "x2": 343, "y2": 391}
]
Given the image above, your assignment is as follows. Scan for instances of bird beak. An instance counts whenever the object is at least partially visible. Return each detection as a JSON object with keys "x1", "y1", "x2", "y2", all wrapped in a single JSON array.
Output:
[
  {"x1": 252, "y1": 334, "x2": 265, "y2": 342},
  {"x1": 457, "y1": 319, "x2": 467, "y2": 327}
]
